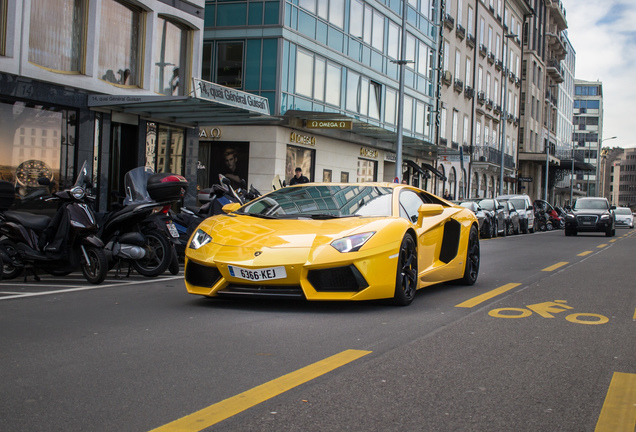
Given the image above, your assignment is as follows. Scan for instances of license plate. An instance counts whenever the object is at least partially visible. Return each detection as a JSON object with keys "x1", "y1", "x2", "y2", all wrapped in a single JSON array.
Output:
[
  {"x1": 166, "y1": 221, "x2": 179, "y2": 238},
  {"x1": 227, "y1": 265, "x2": 287, "y2": 281}
]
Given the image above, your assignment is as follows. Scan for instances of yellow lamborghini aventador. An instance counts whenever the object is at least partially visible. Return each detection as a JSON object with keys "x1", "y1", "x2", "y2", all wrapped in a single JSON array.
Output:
[{"x1": 184, "y1": 183, "x2": 479, "y2": 306}]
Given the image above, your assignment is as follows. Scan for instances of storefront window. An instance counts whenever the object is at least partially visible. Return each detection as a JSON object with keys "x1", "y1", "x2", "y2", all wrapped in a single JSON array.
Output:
[
  {"x1": 98, "y1": 0, "x2": 141, "y2": 86},
  {"x1": 29, "y1": 0, "x2": 86, "y2": 72},
  {"x1": 286, "y1": 145, "x2": 315, "y2": 184},
  {"x1": 0, "y1": 100, "x2": 77, "y2": 211},
  {"x1": 146, "y1": 123, "x2": 184, "y2": 175},
  {"x1": 357, "y1": 159, "x2": 377, "y2": 182},
  {"x1": 154, "y1": 17, "x2": 187, "y2": 96}
]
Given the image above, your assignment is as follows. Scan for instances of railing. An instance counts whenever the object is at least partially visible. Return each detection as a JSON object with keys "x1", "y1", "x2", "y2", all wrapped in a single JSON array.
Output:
[{"x1": 472, "y1": 145, "x2": 515, "y2": 169}]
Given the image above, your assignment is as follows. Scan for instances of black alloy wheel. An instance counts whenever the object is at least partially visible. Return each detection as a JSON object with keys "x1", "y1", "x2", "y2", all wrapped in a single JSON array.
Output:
[
  {"x1": 0, "y1": 239, "x2": 23, "y2": 280},
  {"x1": 81, "y1": 245, "x2": 108, "y2": 284},
  {"x1": 132, "y1": 231, "x2": 172, "y2": 276},
  {"x1": 460, "y1": 225, "x2": 480, "y2": 285},
  {"x1": 392, "y1": 234, "x2": 418, "y2": 306}
]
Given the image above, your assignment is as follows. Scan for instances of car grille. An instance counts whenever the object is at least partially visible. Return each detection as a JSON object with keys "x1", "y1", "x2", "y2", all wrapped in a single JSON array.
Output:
[
  {"x1": 577, "y1": 215, "x2": 598, "y2": 225},
  {"x1": 307, "y1": 265, "x2": 369, "y2": 292},
  {"x1": 185, "y1": 261, "x2": 222, "y2": 288},
  {"x1": 217, "y1": 285, "x2": 305, "y2": 298}
]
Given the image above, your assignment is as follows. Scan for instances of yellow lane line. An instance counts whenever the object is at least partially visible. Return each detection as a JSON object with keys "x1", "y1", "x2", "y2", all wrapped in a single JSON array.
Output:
[
  {"x1": 455, "y1": 283, "x2": 521, "y2": 308},
  {"x1": 598, "y1": 244, "x2": 608, "y2": 248},
  {"x1": 150, "y1": 349, "x2": 372, "y2": 432},
  {"x1": 633, "y1": 308, "x2": 636, "y2": 320},
  {"x1": 609, "y1": 239, "x2": 617, "y2": 243},
  {"x1": 595, "y1": 372, "x2": 636, "y2": 432},
  {"x1": 578, "y1": 251, "x2": 593, "y2": 256},
  {"x1": 542, "y1": 262, "x2": 569, "y2": 272}
]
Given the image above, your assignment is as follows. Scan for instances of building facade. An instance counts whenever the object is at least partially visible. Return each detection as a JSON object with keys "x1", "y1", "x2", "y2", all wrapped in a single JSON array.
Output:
[
  {"x1": 0, "y1": 0, "x2": 205, "y2": 210},
  {"x1": 197, "y1": 0, "x2": 443, "y2": 197},
  {"x1": 572, "y1": 79, "x2": 604, "y2": 197}
]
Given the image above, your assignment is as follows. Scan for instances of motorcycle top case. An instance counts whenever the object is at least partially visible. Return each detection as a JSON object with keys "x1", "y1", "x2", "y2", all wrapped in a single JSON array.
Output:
[
  {"x1": 0, "y1": 180, "x2": 15, "y2": 210},
  {"x1": 147, "y1": 173, "x2": 188, "y2": 202}
]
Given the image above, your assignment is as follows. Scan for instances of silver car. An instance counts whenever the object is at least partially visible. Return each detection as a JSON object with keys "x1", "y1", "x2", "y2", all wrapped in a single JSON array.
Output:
[
  {"x1": 614, "y1": 207, "x2": 634, "y2": 228},
  {"x1": 496, "y1": 194, "x2": 535, "y2": 233}
]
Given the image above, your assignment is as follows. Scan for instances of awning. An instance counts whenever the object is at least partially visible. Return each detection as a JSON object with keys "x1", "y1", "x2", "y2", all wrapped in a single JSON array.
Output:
[
  {"x1": 87, "y1": 78, "x2": 278, "y2": 127},
  {"x1": 421, "y1": 162, "x2": 447, "y2": 181},
  {"x1": 404, "y1": 159, "x2": 430, "y2": 179},
  {"x1": 556, "y1": 158, "x2": 596, "y2": 172}
]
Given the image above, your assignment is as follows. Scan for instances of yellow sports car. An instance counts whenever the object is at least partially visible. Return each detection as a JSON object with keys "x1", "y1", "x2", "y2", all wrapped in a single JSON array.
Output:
[{"x1": 184, "y1": 183, "x2": 479, "y2": 306}]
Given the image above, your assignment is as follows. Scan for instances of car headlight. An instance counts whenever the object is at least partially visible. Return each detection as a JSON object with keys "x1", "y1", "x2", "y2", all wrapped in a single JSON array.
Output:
[
  {"x1": 330, "y1": 232, "x2": 375, "y2": 253},
  {"x1": 189, "y1": 229, "x2": 212, "y2": 249}
]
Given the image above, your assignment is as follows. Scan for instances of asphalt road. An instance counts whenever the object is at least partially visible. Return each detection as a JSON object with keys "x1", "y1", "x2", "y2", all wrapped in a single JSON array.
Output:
[{"x1": 1, "y1": 229, "x2": 634, "y2": 432}]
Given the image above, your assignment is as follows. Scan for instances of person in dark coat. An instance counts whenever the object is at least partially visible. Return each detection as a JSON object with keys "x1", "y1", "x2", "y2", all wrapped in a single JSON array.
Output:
[{"x1": 289, "y1": 167, "x2": 309, "y2": 185}]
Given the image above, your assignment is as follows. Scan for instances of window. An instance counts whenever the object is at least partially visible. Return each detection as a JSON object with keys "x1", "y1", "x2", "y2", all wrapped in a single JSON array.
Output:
[
  {"x1": 415, "y1": 101, "x2": 425, "y2": 134},
  {"x1": 488, "y1": 26, "x2": 493, "y2": 50},
  {"x1": 29, "y1": 0, "x2": 86, "y2": 72},
  {"x1": 475, "y1": 121, "x2": 481, "y2": 145},
  {"x1": 486, "y1": 72, "x2": 491, "y2": 99},
  {"x1": 465, "y1": 57, "x2": 471, "y2": 86},
  {"x1": 457, "y1": 0, "x2": 463, "y2": 24},
  {"x1": 388, "y1": 21, "x2": 399, "y2": 59},
  {"x1": 329, "y1": 0, "x2": 345, "y2": 29},
  {"x1": 349, "y1": 0, "x2": 363, "y2": 38},
  {"x1": 455, "y1": 49, "x2": 461, "y2": 78},
  {"x1": 371, "y1": 10, "x2": 384, "y2": 51},
  {"x1": 385, "y1": 88, "x2": 397, "y2": 125},
  {"x1": 155, "y1": 16, "x2": 188, "y2": 95},
  {"x1": 314, "y1": 58, "x2": 325, "y2": 101},
  {"x1": 406, "y1": 33, "x2": 416, "y2": 66},
  {"x1": 98, "y1": 0, "x2": 141, "y2": 86},
  {"x1": 363, "y1": 6, "x2": 372, "y2": 45},
  {"x1": 357, "y1": 159, "x2": 377, "y2": 182},
  {"x1": 418, "y1": 41, "x2": 429, "y2": 75},
  {"x1": 325, "y1": 62, "x2": 342, "y2": 106},
  {"x1": 494, "y1": 78, "x2": 499, "y2": 105},
  {"x1": 463, "y1": 115, "x2": 469, "y2": 145},
  {"x1": 399, "y1": 190, "x2": 425, "y2": 223},
  {"x1": 479, "y1": 17, "x2": 485, "y2": 45},
  {"x1": 443, "y1": 40, "x2": 450, "y2": 71},
  {"x1": 477, "y1": 65, "x2": 483, "y2": 92},
  {"x1": 467, "y1": 6, "x2": 474, "y2": 35},
  {"x1": 452, "y1": 110, "x2": 459, "y2": 144},
  {"x1": 295, "y1": 49, "x2": 314, "y2": 97},
  {"x1": 440, "y1": 107, "x2": 447, "y2": 139},
  {"x1": 299, "y1": 0, "x2": 316, "y2": 13}
]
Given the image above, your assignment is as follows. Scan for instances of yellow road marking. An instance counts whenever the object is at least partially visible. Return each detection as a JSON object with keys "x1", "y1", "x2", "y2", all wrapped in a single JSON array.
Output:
[
  {"x1": 150, "y1": 349, "x2": 371, "y2": 432},
  {"x1": 597, "y1": 244, "x2": 607, "y2": 248},
  {"x1": 578, "y1": 251, "x2": 593, "y2": 256},
  {"x1": 609, "y1": 239, "x2": 617, "y2": 243},
  {"x1": 455, "y1": 283, "x2": 521, "y2": 308},
  {"x1": 633, "y1": 308, "x2": 636, "y2": 320},
  {"x1": 542, "y1": 262, "x2": 569, "y2": 272},
  {"x1": 595, "y1": 372, "x2": 636, "y2": 431}
]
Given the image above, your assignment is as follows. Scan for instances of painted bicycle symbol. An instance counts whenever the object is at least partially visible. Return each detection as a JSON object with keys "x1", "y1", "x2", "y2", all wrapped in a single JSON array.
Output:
[{"x1": 489, "y1": 300, "x2": 609, "y2": 325}]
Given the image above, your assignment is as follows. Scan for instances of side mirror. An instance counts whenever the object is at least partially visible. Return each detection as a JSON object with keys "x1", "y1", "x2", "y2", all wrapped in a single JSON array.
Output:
[
  {"x1": 416, "y1": 204, "x2": 444, "y2": 226},
  {"x1": 222, "y1": 202, "x2": 242, "y2": 213},
  {"x1": 498, "y1": 204, "x2": 504, "y2": 210},
  {"x1": 610, "y1": 205, "x2": 616, "y2": 210}
]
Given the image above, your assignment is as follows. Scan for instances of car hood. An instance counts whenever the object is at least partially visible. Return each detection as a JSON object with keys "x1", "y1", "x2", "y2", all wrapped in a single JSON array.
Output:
[
  {"x1": 198, "y1": 214, "x2": 401, "y2": 249},
  {"x1": 571, "y1": 209, "x2": 610, "y2": 216}
]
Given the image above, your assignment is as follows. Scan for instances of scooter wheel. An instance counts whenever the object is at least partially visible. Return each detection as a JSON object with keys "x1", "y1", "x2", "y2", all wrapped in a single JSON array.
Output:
[
  {"x1": 132, "y1": 231, "x2": 171, "y2": 277},
  {"x1": 81, "y1": 246, "x2": 108, "y2": 284},
  {"x1": 0, "y1": 239, "x2": 23, "y2": 280}
]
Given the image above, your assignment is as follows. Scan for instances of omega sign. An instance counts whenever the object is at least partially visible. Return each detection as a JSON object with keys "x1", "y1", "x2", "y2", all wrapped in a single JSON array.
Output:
[
  {"x1": 290, "y1": 132, "x2": 316, "y2": 146},
  {"x1": 199, "y1": 127, "x2": 221, "y2": 139}
]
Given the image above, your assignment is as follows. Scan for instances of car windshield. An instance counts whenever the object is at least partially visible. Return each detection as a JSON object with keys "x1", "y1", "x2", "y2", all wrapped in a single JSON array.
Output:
[
  {"x1": 236, "y1": 185, "x2": 394, "y2": 219},
  {"x1": 509, "y1": 198, "x2": 526, "y2": 210},
  {"x1": 614, "y1": 208, "x2": 632, "y2": 215},
  {"x1": 574, "y1": 199, "x2": 609, "y2": 210},
  {"x1": 478, "y1": 199, "x2": 495, "y2": 210}
]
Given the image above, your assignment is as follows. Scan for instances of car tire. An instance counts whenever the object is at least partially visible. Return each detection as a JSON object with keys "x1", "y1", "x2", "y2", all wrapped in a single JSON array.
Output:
[
  {"x1": 391, "y1": 233, "x2": 418, "y2": 306},
  {"x1": 500, "y1": 220, "x2": 507, "y2": 237},
  {"x1": 459, "y1": 225, "x2": 480, "y2": 286}
]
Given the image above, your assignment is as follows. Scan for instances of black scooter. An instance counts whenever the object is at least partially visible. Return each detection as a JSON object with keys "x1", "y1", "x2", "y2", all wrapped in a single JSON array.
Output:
[{"x1": 0, "y1": 162, "x2": 108, "y2": 284}]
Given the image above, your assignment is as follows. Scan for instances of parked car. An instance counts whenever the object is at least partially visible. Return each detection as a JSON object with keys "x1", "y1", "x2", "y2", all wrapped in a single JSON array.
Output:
[
  {"x1": 613, "y1": 207, "x2": 634, "y2": 228},
  {"x1": 457, "y1": 201, "x2": 495, "y2": 238},
  {"x1": 502, "y1": 201, "x2": 521, "y2": 235},
  {"x1": 477, "y1": 198, "x2": 506, "y2": 237},
  {"x1": 564, "y1": 197, "x2": 616, "y2": 237},
  {"x1": 496, "y1": 194, "x2": 535, "y2": 233}
]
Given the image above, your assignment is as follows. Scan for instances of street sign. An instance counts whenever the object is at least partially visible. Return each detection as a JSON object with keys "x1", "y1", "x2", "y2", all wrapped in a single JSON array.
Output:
[
  {"x1": 518, "y1": 176, "x2": 533, "y2": 182},
  {"x1": 438, "y1": 154, "x2": 470, "y2": 163},
  {"x1": 305, "y1": 120, "x2": 353, "y2": 130}
]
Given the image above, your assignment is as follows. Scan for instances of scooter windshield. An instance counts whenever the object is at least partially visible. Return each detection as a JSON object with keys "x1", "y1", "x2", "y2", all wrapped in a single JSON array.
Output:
[
  {"x1": 123, "y1": 166, "x2": 155, "y2": 205},
  {"x1": 74, "y1": 161, "x2": 92, "y2": 188}
]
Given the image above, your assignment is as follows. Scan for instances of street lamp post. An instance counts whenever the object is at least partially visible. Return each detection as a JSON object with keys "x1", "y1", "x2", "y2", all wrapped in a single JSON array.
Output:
[
  {"x1": 393, "y1": 0, "x2": 409, "y2": 182},
  {"x1": 569, "y1": 142, "x2": 575, "y2": 206},
  {"x1": 544, "y1": 84, "x2": 556, "y2": 201},
  {"x1": 498, "y1": 33, "x2": 516, "y2": 196}
]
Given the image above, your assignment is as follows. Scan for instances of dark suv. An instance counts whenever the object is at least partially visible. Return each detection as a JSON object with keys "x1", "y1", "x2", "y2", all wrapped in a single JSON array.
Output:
[{"x1": 564, "y1": 197, "x2": 616, "y2": 237}]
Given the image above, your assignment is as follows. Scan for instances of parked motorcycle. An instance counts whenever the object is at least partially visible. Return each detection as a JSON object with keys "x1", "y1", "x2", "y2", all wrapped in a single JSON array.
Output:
[
  {"x1": 534, "y1": 209, "x2": 553, "y2": 231},
  {"x1": 98, "y1": 166, "x2": 187, "y2": 277},
  {"x1": 0, "y1": 161, "x2": 108, "y2": 284}
]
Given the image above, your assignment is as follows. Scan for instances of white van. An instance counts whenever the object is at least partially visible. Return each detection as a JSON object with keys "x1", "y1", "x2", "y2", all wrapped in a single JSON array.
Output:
[{"x1": 496, "y1": 194, "x2": 535, "y2": 233}]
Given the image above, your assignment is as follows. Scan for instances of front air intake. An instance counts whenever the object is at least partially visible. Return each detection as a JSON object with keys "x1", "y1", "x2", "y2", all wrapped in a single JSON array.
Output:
[
  {"x1": 185, "y1": 261, "x2": 221, "y2": 288},
  {"x1": 307, "y1": 265, "x2": 369, "y2": 292}
]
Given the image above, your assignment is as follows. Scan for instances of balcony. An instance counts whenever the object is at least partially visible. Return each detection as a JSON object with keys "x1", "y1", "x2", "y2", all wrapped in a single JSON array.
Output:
[
  {"x1": 479, "y1": 44, "x2": 487, "y2": 57},
  {"x1": 507, "y1": 113, "x2": 515, "y2": 123},
  {"x1": 546, "y1": 58, "x2": 564, "y2": 83},
  {"x1": 444, "y1": 13, "x2": 455, "y2": 30},
  {"x1": 546, "y1": 0, "x2": 567, "y2": 29},
  {"x1": 487, "y1": 52, "x2": 495, "y2": 64},
  {"x1": 545, "y1": 89, "x2": 558, "y2": 106},
  {"x1": 494, "y1": 104, "x2": 502, "y2": 115},
  {"x1": 472, "y1": 145, "x2": 515, "y2": 169},
  {"x1": 454, "y1": 78, "x2": 464, "y2": 93},
  {"x1": 440, "y1": 137, "x2": 448, "y2": 147},
  {"x1": 508, "y1": 70, "x2": 515, "y2": 83},
  {"x1": 495, "y1": 59, "x2": 503, "y2": 71},
  {"x1": 477, "y1": 91, "x2": 486, "y2": 105},
  {"x1": 451, "y1": 141, "x2": 459, "y2": 150},
  {"x1": 466, "y1": 34, "x2": 476, "y2": 48},
  {"x1": 456, "y1": 24, "x2": 466, "y2": 39},
  {"x1": 515, "y1": 76, "x2": 521, "y2": 88},
  {"x1": 485, "y1": 99, "x2": 494, "y2": 110},
  {"x1": 464, "y1": 86, "x2": 474, "y2": 99}
]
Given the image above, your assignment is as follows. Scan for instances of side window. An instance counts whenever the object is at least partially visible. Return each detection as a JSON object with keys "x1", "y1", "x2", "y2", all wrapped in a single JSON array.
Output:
[{"x1": 399, "y1": 190, "x2": 425, "y2": 223}]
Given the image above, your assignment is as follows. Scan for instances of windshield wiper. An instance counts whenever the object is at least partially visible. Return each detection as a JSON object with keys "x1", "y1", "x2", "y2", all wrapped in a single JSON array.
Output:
[{"x1": 303, "y1": 213, "x2": 356, "y2": 219}]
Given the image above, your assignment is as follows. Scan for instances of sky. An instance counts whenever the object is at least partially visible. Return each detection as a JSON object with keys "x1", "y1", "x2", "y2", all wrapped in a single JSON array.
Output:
[{"x1": 561, "y1": 0, "x2": 636, "y2": 149}]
